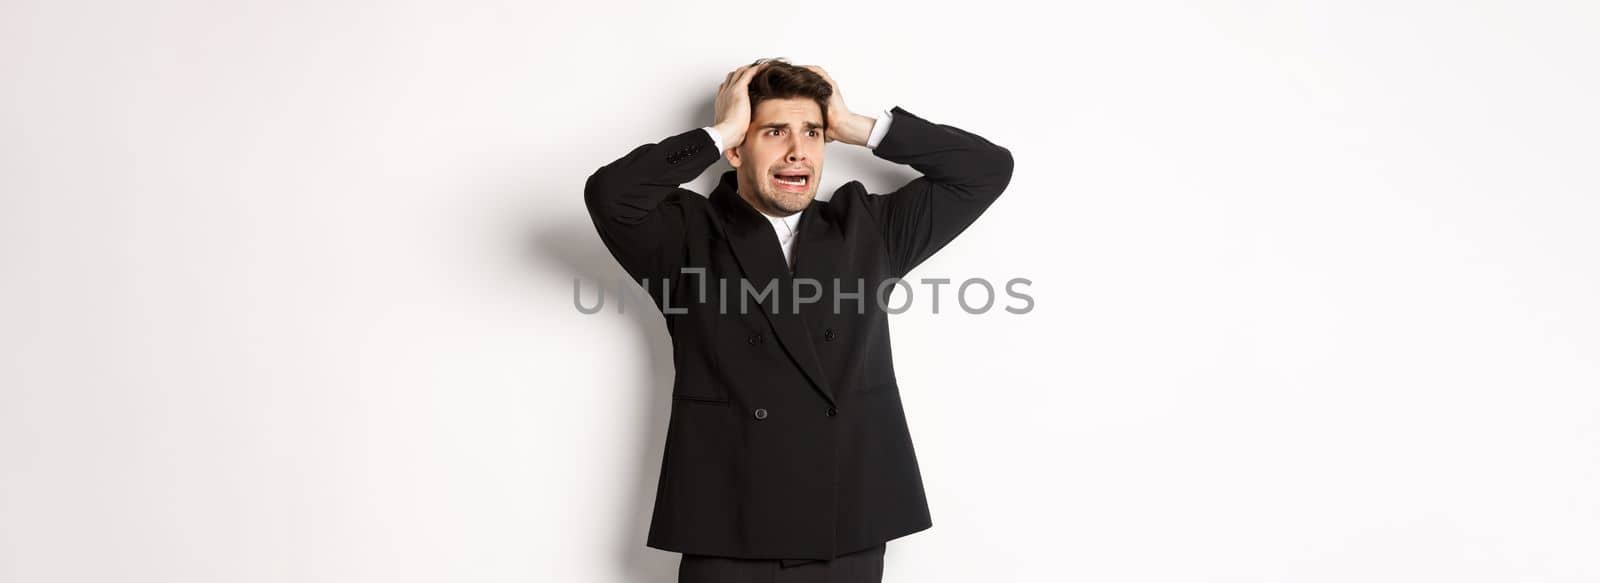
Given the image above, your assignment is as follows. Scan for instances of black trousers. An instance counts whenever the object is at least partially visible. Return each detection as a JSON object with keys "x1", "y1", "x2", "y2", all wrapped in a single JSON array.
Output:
[{"x1": 677, "y1": 543, "x2": 887, "y2": 583}]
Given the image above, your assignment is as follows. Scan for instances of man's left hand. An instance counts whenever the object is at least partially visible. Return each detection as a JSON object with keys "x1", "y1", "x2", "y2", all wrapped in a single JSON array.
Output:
[{"x1": 803, "y1": 65, "x2": 876, "y2": 147}]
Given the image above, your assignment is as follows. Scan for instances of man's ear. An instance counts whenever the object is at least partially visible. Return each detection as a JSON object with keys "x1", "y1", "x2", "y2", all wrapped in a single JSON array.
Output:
[{"x1": 725, "y1": 144, "x2": 743, "y2": 168}]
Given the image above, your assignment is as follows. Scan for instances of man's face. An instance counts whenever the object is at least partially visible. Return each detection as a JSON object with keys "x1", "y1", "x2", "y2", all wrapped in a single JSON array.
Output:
[{"x1": 729, "y1": 97, "x2": 825, "y2": 217}]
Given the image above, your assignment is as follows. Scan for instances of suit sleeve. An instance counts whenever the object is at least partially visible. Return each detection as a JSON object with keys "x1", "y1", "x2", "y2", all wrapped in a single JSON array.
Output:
[
  {"x1": 583, "y1": 126, "x2": 720, "y2": 300},
  {"x1": 857, "y1": 106, "x2": 1015, "y2": 279}
]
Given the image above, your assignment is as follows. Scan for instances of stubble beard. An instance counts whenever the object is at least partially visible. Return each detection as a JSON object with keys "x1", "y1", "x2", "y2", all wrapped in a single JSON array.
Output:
[{"x1": 757, "y1": 179, "x2": 812, "y2": 216}]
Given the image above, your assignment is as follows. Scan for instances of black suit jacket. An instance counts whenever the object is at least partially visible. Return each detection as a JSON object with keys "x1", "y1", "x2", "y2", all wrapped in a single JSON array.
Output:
[{"x1": 583, "y1": 105, "x2": 1014, "y2": 565}]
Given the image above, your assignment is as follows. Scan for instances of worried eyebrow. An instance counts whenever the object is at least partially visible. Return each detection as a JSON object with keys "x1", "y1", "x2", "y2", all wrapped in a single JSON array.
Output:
[{"x1": 757, "y1": 121, "x2": 825, "y2": 132}]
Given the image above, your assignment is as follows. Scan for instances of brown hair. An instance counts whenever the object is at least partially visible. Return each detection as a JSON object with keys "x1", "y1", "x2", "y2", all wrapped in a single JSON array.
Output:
[{"x1": 746, "y1": 57, "x2": 833, "y2": 131}]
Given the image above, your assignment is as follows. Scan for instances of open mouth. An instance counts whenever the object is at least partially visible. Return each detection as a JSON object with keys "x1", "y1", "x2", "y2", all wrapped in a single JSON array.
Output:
[{"x1": 772, "y1": 171, "x2": 809, "y2": 192}]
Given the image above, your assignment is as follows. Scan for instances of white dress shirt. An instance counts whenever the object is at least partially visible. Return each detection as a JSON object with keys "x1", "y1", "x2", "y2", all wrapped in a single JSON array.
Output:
[{"x1": 699, "y1": 109, "x2": 895, "y2": 271}]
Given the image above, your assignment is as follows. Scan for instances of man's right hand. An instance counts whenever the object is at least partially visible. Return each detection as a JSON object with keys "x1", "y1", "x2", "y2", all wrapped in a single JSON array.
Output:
[{"x1": 712, "y1": 61, "x2": 768, "y2": 156}]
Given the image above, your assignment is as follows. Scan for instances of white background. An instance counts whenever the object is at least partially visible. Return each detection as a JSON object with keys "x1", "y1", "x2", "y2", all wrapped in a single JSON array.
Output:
[{"x1": 4, "y1": 1, "x2": 1598, "y2": 581}]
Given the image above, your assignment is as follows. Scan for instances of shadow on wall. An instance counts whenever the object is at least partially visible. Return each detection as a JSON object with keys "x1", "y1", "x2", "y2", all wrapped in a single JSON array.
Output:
[
  {"x1": 529, "y1": 210, "x2": 678, "y2": 581},
  {"x1": 527, "y1": 98, "x2": 725, "y2": 582}
]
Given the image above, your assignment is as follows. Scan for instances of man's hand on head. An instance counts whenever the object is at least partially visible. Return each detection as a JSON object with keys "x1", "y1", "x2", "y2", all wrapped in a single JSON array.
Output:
[
  {"x1": 712, "y1": 62, "x2": 768, "y2": 158},
  {"x1": 802, "y1": 65, "x2": 878, "y2": 148}
]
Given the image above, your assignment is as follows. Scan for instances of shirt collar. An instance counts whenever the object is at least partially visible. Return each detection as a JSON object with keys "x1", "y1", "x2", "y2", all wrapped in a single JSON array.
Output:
[{"x1": 760, "y1": 209, "x2": 802, "y2": 238}]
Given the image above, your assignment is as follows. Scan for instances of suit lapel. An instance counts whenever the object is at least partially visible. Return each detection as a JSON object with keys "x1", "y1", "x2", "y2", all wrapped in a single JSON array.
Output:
[
  {"x1": 710, "y1": 170, "x2": 837, "y2": 407},
  {"x1": 791, "y1": 190, "x2": 848, "y2": 325}
]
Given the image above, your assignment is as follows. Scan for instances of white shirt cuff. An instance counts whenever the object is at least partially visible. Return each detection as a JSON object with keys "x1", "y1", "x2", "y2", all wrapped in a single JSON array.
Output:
[
  {"x1": 865, "y1": 108, "x2": 894, "y2": 149},
  {"x1": 701, "y1": 126, "x2": 725, "y2": 153}
]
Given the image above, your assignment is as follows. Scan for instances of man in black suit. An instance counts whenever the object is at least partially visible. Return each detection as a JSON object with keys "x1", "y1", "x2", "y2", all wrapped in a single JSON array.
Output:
[{"x1": 584, "y1": 57, "x2": 1014, "y2": 582}]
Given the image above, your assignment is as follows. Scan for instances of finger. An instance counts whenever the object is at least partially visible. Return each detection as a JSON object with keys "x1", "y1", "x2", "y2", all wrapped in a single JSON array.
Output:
[
  {"x1": 735, "y1": 62, "x2": 766, "y2": 86},
  {"x1": 732, "y1": 64, "x2": 757, "y2": 87},
  {"x1": 806, "y1": 68, "x2": 836, "y2": 93}
]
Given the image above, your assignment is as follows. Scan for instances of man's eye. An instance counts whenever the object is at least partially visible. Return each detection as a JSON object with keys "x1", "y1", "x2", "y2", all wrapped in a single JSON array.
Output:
[
  {"x1": 808, "y1": 130, "x2": 820, "y2": 137},
  {"x1": 769, "y1": 129, "x2": 782, "y2": 136}
]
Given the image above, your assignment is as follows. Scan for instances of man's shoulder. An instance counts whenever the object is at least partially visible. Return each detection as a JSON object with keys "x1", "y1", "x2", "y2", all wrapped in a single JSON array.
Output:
[
  {"x1": 657, "y1": 187, "x2": 721, "y2": 233},
  {"x1": 819, "y1": 180, "x2": 872, "y2": 214},
  {"x1": 657, "y1": 187, "x2": 713, "y2": 211}
]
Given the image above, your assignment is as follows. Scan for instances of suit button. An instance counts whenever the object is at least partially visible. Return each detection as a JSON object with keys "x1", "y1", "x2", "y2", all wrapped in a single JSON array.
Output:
[
  {"x1": 747, "y1": 332, "x2": 764, "y2": 345},
  {"x1": 823, "y1": 328, "x2": 836, "y2": 341},
  {"x1": 826, "y1": 406, "x2": 837, "y2": 417},
  {"x1": 753, "y1": 408, "x2": 768, "y2": 420}
]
